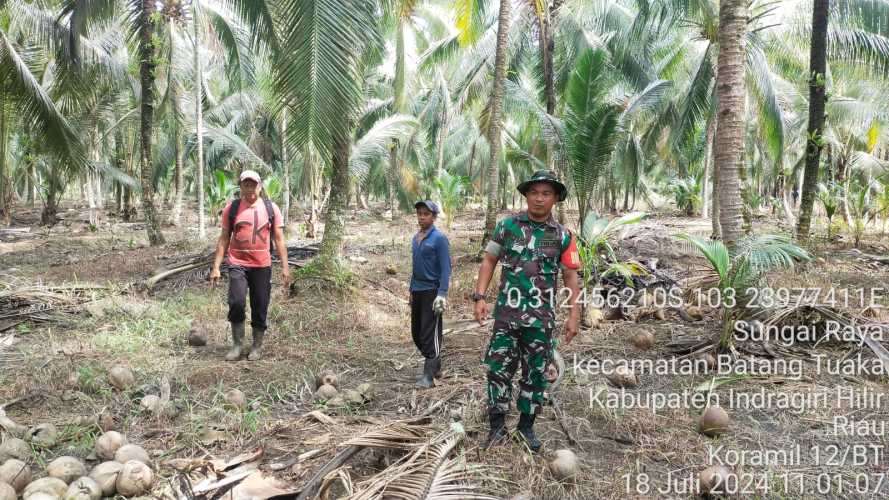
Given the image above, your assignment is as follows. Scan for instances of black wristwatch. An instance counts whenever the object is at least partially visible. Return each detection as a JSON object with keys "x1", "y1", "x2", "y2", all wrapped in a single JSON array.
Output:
[{"x1": 471, "y1": 292, "x2": 486, "y2": 302}]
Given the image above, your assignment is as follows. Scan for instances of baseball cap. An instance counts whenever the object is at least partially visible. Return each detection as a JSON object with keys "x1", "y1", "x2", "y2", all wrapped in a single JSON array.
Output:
[
  {"x1": 239, "y1": 170, "x2": 262, "y2": 184},
  {"x1": 414, "y1": 200, "x2": 440, "y2": 214}
]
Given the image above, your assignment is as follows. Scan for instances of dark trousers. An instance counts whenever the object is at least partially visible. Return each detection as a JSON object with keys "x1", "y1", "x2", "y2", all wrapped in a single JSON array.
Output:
[
  {"x1": 228, "y1": 266, "x2": 272, "y2": 331},
  {"x1": 411, "y1": 290, "x2": 443, "y2": 359}
]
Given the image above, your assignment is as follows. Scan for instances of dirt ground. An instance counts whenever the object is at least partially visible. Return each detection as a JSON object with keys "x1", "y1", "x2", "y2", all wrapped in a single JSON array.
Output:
[{"x1": 2, "y1": 201, "x2": 889, "y2": 499}]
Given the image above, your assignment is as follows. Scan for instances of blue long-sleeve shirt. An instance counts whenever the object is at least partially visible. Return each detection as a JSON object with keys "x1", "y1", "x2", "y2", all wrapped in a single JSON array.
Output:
[{"x1": 410, "y1": 225, "x2": 451, "y2": 297}]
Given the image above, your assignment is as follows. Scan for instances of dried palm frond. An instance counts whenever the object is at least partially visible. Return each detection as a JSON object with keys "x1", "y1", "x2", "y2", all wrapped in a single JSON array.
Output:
[
  {"x1": 348, "y1": 426, "x2": 499, "y2": 500},
  {"x1": 342, "y1": 422, "x2": 437, "y2": 450},
  {"x1": 0, "y1": 280, "x2": 108, "y2": 324}
]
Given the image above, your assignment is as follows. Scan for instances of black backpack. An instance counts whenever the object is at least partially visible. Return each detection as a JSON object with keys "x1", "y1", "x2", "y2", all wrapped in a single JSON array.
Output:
[{"x1": 228, "y1": 197, "x2": 276, "y2": 256}]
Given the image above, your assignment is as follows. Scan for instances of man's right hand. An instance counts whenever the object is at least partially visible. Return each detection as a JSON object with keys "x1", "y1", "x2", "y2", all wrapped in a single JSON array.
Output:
[
  {"x1": 473, "y1": 299, "x2": 489, "y2": 325},
  {"x1": 209, "y1": 267, "x2": 221, "y2": 287}
]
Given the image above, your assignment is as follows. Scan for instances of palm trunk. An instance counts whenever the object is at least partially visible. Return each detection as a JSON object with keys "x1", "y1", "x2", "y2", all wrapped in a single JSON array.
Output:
[
  {"x1": 388, "y1": 19, "x2": 407, "y2": 217},
  {"x1": 702, "y1": 117, "x2": 716, "y2": 219},
  {"x1": 714, "y1": 0, "x2": 747, "y2": 249},
  {"x1": 318, "y1": 119, "x2": 351, "y2": 265},
  {"x1": 139, "y1": 0, "x2": 165, "y2": 245},
  {"x1": 172, "y1": 125, "x2": 184, "y2": 226},
  {"x1": 796, "y1": 0, "x2": 830, "y2": 240},
  {"x1": 193, "y1": 7, "x2": 206, "y2": 239},
  {"x1": 281, "y1": 108, "x2": 290, "y2": 226},
  {"x1": 0, "y1": 97, "x2": 10, "y2": 226},
  {"x1": 388, "y1": 142, "x2": 398, "y2": 216},
  {"x1": 29, "y1": 162, "x2": 37, "y2": 206},
  {"x1": 481, "y1": 0, "x2": 511, "y2": 251}
]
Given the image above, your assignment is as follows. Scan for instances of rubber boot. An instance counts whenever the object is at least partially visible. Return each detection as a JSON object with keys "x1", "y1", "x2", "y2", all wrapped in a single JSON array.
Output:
[
  {"x1": 484, "y1": 413, "x2": 507, "y2": 449},
  {"x1": 430, "y1": 356, "x2": 442, "y2": 378},
  {"x1": 225, "y1": 322, "x2": 245, "y2": 361},
  {"x1": 248, "y1": 328, "x2": 265, "y2": 361},
  {"x1": 416, "y1": 358, "x2": 435, "y2": 388},
  {"x1": 515, "y1": 412, "x2": 541, "y2": 453}
]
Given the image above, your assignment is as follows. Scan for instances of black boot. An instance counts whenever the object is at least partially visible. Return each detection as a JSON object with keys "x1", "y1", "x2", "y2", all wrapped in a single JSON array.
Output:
[
  {"x1": 515, "y1": 412, "x2": 541, "y2": 453},
  {"x1": 416, "y1": 358, "x2": 435, "y2": 388},
  {"x1": 484, "y1": 413, "x2": 507, "y2": 449},
  {"x1": 430, "y1": 356, "x2": 441, "y2": 378},
  {"x1": 225, "y1": 322, "x2": 245, "y2": 361},
  {"x1": 248, "y1": 328, "x2": 265, "y2": 361}
]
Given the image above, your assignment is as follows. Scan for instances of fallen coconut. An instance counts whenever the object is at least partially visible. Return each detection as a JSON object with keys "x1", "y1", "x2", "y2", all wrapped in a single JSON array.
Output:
[
  {"x1": 699, "y1": 464, "x2": 731, "y2": 495},
  {"x1": 0, "y1": 437, "x2": 31, "y2": 461},
  {"x1": 88, "y1": 461, "x2": 123, "y2": 497},
  {"x1": 28, "y1": 423, "x2": 58, "y2": 448},
  {"x1": 684, "y1": 305, "x2": 704, "y2": 321},
  {"x1": 698, "y1": 406, "x2": 730, "y2": 437},
  {"x1": 140, "y1": 395, "x2": 162, "y2": 414},
  {"x1": 95, "y1": 431, "x2": 126, "y2": 460},
  {"x1": 385, "y1": 265, "x2": 397, "y2": 275},
  {"x1": 548, "y1": 449, "x2": 579, "y2": 481},
  {"x1": 23, "y1": 493, "x2": 59, "y2": 500},
  {"x1": 0, "y1": 459, "x2": 31, "y2": 493},
  {"x1": 0, "y1": 482, "x2": 15, "y2": 500},
  {"x1": 115, "y1": 460, "x2": 153, "y2": 497},
  {"x1": 23, "y1": 477, "x2": 68, "y2": 499},
  {"x1": 606, "y1": 365, "x2": 638, "y2": 388},
  {"x1": 107, "y1": 366, "x2": 135, "y2": 391},
  {"x1": 696, "y1": 352, "x2": 717, "y2": 371},
  {"x1": 586, "y1": 307, "x2": 604, "y2": 328},
  {"x1": 326, "y1": 396, "x2": 345, "y2": 407},
  {"x1": 224, "y1": 389, "x2": 247, "y2": 410},
  {"x1": 630, "y1": 331, "x2": 655, "y2": 350},
  {"x1": 186, "y1": 327, "x2": 208, "y2": 347},
  {"x1": 314, "y1": 370, "x2": 338, "y2": 389},
  {"x1": 63, "y1": 477, "x2": 101, "y2": 500},
  {"x1": 314, "y1": 384, "x2": 338, "y2": 402},
  {"x1": 47, "y1": 456, "x2": 87, "y2": 483},
  {"x1": 96, "y1": 412, "x2": 115, "y2": 432},
  {"x1": 114, "y1": 444, "x2": 151, "y2": 467},
  {"x1": 356, "y1": 383, "x2": 374, "y2": 400}
]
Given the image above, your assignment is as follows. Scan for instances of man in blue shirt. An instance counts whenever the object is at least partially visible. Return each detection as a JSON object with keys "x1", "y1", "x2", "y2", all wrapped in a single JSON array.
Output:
[{"x1": 411, "y1": 200, "x2": 452, "y2": 389}]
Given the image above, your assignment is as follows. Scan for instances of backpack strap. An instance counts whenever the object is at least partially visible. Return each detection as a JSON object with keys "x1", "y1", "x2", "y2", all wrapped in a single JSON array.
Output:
[
  {"x1": 227, "y1": 199, "x2": 240, "y2": 235},
  {"x1": 263, "y1": 198, "x2": 276, "y2": 257}
]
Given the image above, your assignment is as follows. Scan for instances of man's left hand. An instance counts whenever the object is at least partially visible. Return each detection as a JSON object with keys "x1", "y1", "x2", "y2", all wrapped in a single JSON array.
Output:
[
  {"x1": 433, "y1": 296, "x2": 447, "y2": 315},
  {"x1": 564, "y1": 316, "x2": 579, "y2": 344},
  {"x1": 281, "y1": 268, "x2": 291, "y2": 290}
]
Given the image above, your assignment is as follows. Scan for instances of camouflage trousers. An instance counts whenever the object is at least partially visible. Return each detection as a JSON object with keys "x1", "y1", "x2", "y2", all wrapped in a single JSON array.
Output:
[{"x1": 483, "y1": 319, "x2": 553, "y2": 416}]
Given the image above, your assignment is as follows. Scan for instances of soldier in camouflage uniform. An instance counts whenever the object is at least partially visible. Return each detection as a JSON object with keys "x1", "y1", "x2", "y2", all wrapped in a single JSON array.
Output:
[{"x1": 472, "y1": 170, "x2": 581, "y2": 452}]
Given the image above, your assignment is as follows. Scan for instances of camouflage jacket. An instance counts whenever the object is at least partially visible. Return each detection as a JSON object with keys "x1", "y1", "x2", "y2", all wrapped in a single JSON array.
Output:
[{"x1": 485, "y1": 212, "x2": 579, "y2": 328}]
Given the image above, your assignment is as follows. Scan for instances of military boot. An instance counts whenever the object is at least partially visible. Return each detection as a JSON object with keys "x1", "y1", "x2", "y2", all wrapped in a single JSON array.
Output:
[
  {"x1": 225, "y1": 322, "x2": 245, "y2": 361},
  {"x1": 416, "y1": 357, "x2": 435, "y2": 388},
  {"x1": 248, "y1": 328, "x2": 265, "y2": 361},
  {"x1": 484, "y1": 413, "x2": 507, "y2": 449},
  {"x1": 515, "y1": 412, "x2": 541, "y2": 453}
]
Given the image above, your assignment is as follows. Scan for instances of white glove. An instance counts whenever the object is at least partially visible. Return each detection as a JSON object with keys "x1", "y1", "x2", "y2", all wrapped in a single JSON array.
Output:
[{"x1": 433, "y1": 296, "x2": 447, "y2": 315}]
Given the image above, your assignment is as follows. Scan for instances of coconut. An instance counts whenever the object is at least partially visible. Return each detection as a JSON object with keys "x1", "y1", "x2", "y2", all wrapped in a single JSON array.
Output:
[
  {"x1": 140, "y1": 394, "x2": 162, "y2": 414},
  {"x1": 28, "y1": 423, "x2": 58, "y2": 448},
  {"x1": 224, "y1": 389, "x2": 247, "y2": 410},
  {"x1": 699, "y1": 465, "x2": 731, "y2": 495},
  {"x1": 107, "y1": 365, "x2": 135, "y2": 390},
  {"x1": 0, "y1": 459, "x2": 31, "y2": 493},
  {"x1": 326, "y1": 396, "x2": 345, "y2": 407},
  {"x1": 96, "y1": 412, "x2": 115, "y2": 432},
  {"x1": 699, "y1": 406, "x2": 730, "y2": 437},
  {"x1": 585, "y1": 307, "x2": 604, "y2": 328},
  {"x1": 186, "y1": 327, "x2": 208, "y2": 346},
  {"x1": 548, "y1": 449, "x2": 579, "y2": 481},
  {"x1": 0, "y1": 437, "x2": 31, "y2": 461},
  {"x1": 88, "y1": 461, "x2": 122, "y2": 497},
  {"x1": 63, "y1": 477, "x2": 101, "y2": 500},
  {"x1": 356, "y1": 383, "x2": 374, "y2": 400},
  {"x1": 385, "y1": 265, "x2": 397, "y2": 275},
  {"x1": 314, "y1": 384, "x2": 338, "y2": 402},
  {"x1": 0, "y1": 482, "x2": 15, "y2": 500},
  {"x1": 47, "y1": 456, "x2": 87, "y2": 484},
  {"x1": 23, "y1": 477, "x2": 68, "y2": 499},
  {"x1": 24, "y1": 493, "x2": 59, "y2": 500},
  {"x1": 114, "y1": 444, "x2": 151, "y2": 467},
  {"x1": 115, "y1": 460, "x2": 153, "y2": 497},
  {"x1": 95, "y1": 431, "x2": 126, "y2": 460},
  {"x1": 684, "y1": 305, "x2": 704, "y2": 321},
  {"x1": 606, "y1": 365, "x2": 638, "y2": 388},
  {"x1": 630, "y1": 331, "x2": 655, "y2": 350},
  {"x1": 314, "y1": 370, "x2": 338, "y2": 389},
  {"x1": 696, "y1": 352, "x2": 717, "y2": 371}
]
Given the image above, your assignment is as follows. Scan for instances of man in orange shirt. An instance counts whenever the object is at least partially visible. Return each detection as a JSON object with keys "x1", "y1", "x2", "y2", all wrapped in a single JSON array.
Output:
[{"x1": 210, "y1": 170, "x2": 290, "y2": 361}]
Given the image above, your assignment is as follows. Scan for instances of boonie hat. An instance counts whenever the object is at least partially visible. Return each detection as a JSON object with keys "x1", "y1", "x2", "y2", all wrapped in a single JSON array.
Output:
[{"x1": 517, "y1": 169, "x2": 568, "y2": 202}]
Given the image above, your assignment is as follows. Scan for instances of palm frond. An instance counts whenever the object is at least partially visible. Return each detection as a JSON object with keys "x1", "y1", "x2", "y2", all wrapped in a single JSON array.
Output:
[{"x1": 675, "y1": 233, "x2": 730, "y2": 283}]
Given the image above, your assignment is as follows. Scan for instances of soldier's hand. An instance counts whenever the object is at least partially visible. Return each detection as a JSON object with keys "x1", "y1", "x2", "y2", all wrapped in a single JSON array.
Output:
[
  {"x1": 474, "y1": 300, "x2": 489, "y2": 325},
  {"x1": 564, "y1": 316, "x2": 579, "y2": 344},
  {"x1": 209, "y1": 267, "x2": 221, "y2": 287}
]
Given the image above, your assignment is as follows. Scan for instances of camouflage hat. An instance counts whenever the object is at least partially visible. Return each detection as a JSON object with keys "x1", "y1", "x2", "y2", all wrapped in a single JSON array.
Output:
[{"x1": 517, "y1": 170, "x2": 568, "y2": 202}]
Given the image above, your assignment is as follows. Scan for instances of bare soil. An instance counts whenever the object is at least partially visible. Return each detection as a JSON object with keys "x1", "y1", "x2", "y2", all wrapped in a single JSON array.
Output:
[{"x1": 2, "y1": 202, "x2": 889, "y2": 499}]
